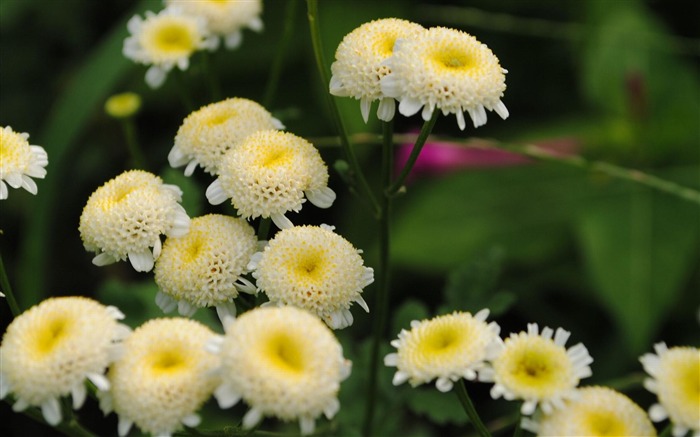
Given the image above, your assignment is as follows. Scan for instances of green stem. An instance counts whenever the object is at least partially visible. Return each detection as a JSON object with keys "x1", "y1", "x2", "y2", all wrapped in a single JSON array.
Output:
[
  {"x1": 456, "y1": 379, "x2": 491, "y2": 437},
  {"x1": 385, "y1": 110, "x2": 439, "y2": 196},
  {"x1": 21, "y1": 407, "x2": 97, "y2": 437},
  {"x1": 0, "y1": 250, "x2": 21, "y2": 316},
  {"x1": 172, "y1": 69, "x2": 195, "y2": 112},
  {"x1": 201, "y1": 50, "x2": 222, "y2": 101},
  {"x1": 362, "y1": 120, "x2": 394, "y2": 436},
  {"x1": 512, "y1": 409, "x2": 523, "y2": 437},
  {"x1": 262, "y1": 0, "x2": 298, "y2": 108},
  {"x1": 257, "y1": 217, "x2": 272, "y2": 241},
  {"x1": 121, "y1": 118, "x2": 147, "y2": 170},
  {"x1": 658, "y1": 424, "x2": 673, "y2": 437},
  {"x1": 305, "y1": 0, "x2": 379, "y2": 218}
]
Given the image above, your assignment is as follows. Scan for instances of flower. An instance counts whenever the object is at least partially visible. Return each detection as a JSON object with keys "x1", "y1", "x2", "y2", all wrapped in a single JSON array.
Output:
[
  {"x1": 123, "y1": 6, "x2": 216, "y2": 88},
  {"x1": 640, "y1": 342, "x2": 700, "y2": 437},
  {"x1": 248, "y1": 224, "x2": 373, "y2": 329},
  {"x1": 479, "y1": 323, "x2": 593, "y2": 415},
  {"x1": 99, "y1": 318, "x2": 219, "y2": 437},
  {"x1": 169, "y1": 98, "x2": 284, "y2": 176},
  {"x1": 0, "y1": 125, "x2": 48, "y2": 200},
  {"x1": 0, "y1": 297, "x2": 129, "y2": 426},
  {"x1": 209, "y1": 306, "x2": 351, "y2": 435},
  {"x1": 165, "y1": 0, "x2": 263, "y2": 49},
  {"x1": 380, "y1": 26, "x2": 508, "y2": 130},
  {"x1": 79, "y1": 170, "x2": 191, "y2": 272},
  {"x1": 154, "y1": 214, "x2": 258, "y2": 321},
  {"x1": 522, "y1": 386, "x2": 657, "y2": 436},
  {"x1": 384, "y1": 309, "x2": 500, "y2": 392},
  {"x1": 206, "y1": 130, "x2": 335, "y2": 229},
  {"x1": 330, "y1": 18, "x2": 425, "y2": 122},
  {"x1": 104, "y1": 92, "x2": 142, "y2": 119}
]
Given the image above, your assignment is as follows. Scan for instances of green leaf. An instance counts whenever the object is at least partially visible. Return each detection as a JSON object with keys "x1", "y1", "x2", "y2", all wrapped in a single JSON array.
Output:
[
  {"x1": 575, "y1": 170, "x2": 700, "y2": 353},
  {"x1": 405, "y1": 387, "x2": 469, "y2": 426}
]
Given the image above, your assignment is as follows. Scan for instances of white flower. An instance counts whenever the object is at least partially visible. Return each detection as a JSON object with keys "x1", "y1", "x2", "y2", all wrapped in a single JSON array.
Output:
[
  {"x1": 384, "y1": 309, "x2": 500, "y2": 392},
  {"x1": 79, "y1": 170, "x2": 191, "y2": 272},
  {"x1": 0, "y1": 297, "x2": 129, "y2": 426},
  {"x1": 0, "y1": 126, "x2": 48, "y2": 200},
  {"x1": 209, "y1": 306, "x2": 351, "y2": 435},
  {"x1": 123, "y1": 6, "x2": 217, "y2": 88},
  {"x1": 381, "y1": 26, "x2": 508, "y2": 130}
]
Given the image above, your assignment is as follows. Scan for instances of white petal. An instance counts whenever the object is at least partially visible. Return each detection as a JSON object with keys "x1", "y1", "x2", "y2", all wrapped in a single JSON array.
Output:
[
  {"x1": 181, "y1": 413, "x2": 201, "y2": 428},
  {"x1": 456, "y1": 111, "x2": 466, "y2": 131},
  {"x1": 118, "y1": 418, "x2": 134, "y2": 437},
  {"x1": 155, "y1": 291, "x2": 178, "y2": 313},
  {"x1": 329, "y1": 74, "x2": 348, "y2": 96},
  {"x1": 248, "y1": 17, "x2": 264, "y2": 32},
  {"x1": 0, "y1": 373, "x2": 10, "y2": 399},
  {"x1": 299, "y1": 416, "x2": 315, "y2": 436},
  {"x1": 128, "y1": 249, "x2": 154, "y2": 272},
  {"x1": 214, "y1": 384, "x2": 242, "y2": 408},
  {"x1": 177, "y1": 299, "x2": 197, "y2": 317},
  {"x1": 168, "y1": 207, "x2": 191, "y2": 238},
  {"x1": 398, "y1": 98, "x2": 423, "y2": 117},
  {"x1": 0, "y1": 181, "x2": 8, "y2": 200},
  {"x1": 392, "y1": 371, "x2": 410, "y2": 386},
  {"x1": 272, "y1": 117, "x2": 285, "y2": 130},
  {"x1": 360, "y1": 97, "x2": 371, "y2": 123},
  {"x1": 435, "y1": 377, "x2": 454, "y2": 392},
  {"x1": 216, "y1": 302, "x2": 237, "y2": 324},
  {"x1": 521, "y1": 400, "x2": 537, "y2": 415},
  {"x1": 168, "y1": 145, "x2": 189, "y2": 168},
  {"x1": 306, "y1": 187, "x2": 336, "y2": 208},
  {"x1": 224, "y1": 31, "x2": 243, "y2": 49},
  {"x1": 242, "y1": 407, "x2": 264, "y2": 429},
  {"x1": 384, "y1": 353, "x2": 398, "y2": 367},
  {"x1": 493, "y1": 100, "x2": 509, "y2": 119},
  {"x1": 323, "y1": 398, "x2": 340, "y2": 419},
  {"x1": 271, "y1": 213, "x2": 293, "y2": 230},
  {"x1": 234, "y1": 276, "x2": 257, "y2": 294},
  {"x1": 421, "y1": 104, "x2": 434, "y2": 121},
  {"x1": 92, "y1": 252, "x2": 117, "y2": 266},
  {"x1": 183, "y1": 159, "x2": 198, "y2": 177},
  {"x1": 361, "y1": 267, "x2": 374, "y2": 287},
  {"x1": 648, "y1": 403, "x2": 668, "y2": 422},
  {"x1": 206, "y1": 179, "x2": 229, "y2": 205},
  {"x1": 145, "y1": 66, "x2": 167, "y2": 89},
  {"x1": 247, "y1": 251, "x2": 263, "y2": 271},
  {"x1": 152, "y1": 237, "x2": 162, "y2": 260},
  {"x1": 380, "y1": 74, "x2": 402, "y2": 98},
  {"x1": 86, "y1": 372, "x2": 111, "y2": 391},
  {"x1": 206, "y1": 335, "x2": 225, "y2": 354},
  {"x1": 21, "y1": 176, "x2": 38, "y2": 195},
  {"x1": 105, "y1": 306, "x2": 125, "y2": 320},
  {"x1": 377, "y1": 97, "x2": 396, "y2": 122},
  {"x1": 71, "y1": 383, "x2": 87, "y2": 409},
  {"x1": 41, "y1": 397, "x2": 62, "y2": 425},
  {"x1": 5, "y1": 172, "x2": 23, "y2": 188},
  {"x1": 354, "y1": 295, "x2": 370, "y2": 313}
]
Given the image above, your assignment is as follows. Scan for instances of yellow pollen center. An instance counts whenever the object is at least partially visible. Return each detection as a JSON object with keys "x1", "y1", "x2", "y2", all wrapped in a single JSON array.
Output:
[
  {"x1": 260, "y1": 147, "x2": 292, "y2": 168},
  {"x1": 150, "y1": 349, "x2": 188, "y2": 374},
  {"x1": 497, "y1": 337, "x2": 572, "y2": 396},
  {"x1": 205, "y1": 110, "x2": 234, "y2": 126},
  {"x1": 421, "y1": 325, "x2": 462, "y2": 355},
  {"x1": 584, "y1": 411, "x2": 625, "y2": 436},
  {"x1": 184, "y1": 237, "x2": 204, "y2": 262},
  {"x1": 112, "y1": 185, "x2": 137, "y2": 203},
  {"x1": 677, "y1": 357, "x2": 700, "y2": 404},
  {"x1": 379, "y1": 35, "x2": 397, "y2": 57},
  {"x1": 265, "y1": 333, "x2": 305, "y2": 375},
  {"x1": 434, "y1": 48, "x2": 472, "y2": 71},
  {"x1": 153, "y1": 22, "x2": 196, "y2": 55},
  {"x1": 34, "y1": 316, "x2": 71, "y2": 355}
]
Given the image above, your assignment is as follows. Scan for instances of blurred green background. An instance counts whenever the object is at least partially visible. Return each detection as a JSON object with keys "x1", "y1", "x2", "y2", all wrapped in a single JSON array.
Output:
[{"x1": 1, "y1": 0, "x2": 698, "y2": 436}]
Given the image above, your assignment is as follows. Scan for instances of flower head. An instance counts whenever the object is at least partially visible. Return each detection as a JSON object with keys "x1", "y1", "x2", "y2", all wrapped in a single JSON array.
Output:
[
  {"x1": 0, "y1": 126, "x2": 48, "y2": 200},
  {"x1": 523, "y1": 386, "x2": 657, "y2": 436},
  {"x1": 169, "y1": 98, "x2": 284, "y2": 176},
  {"x1": 640, "y1": 342, "x2": 700, "y2": 437},
  {"x1": 104, "y1": 92, "x2": 142, "y2": 119},
  {"x1": 381, "y1": 26, "x2": 508, "y2": 130},
  {"x1": 249, "y1": 224, "x2": 372, "y2": 329},
  {"x1": 480, "y1": 323, "x2": 593, "y2": 415},
  {"x1": 384, "y1": 309, "x2": 500, "y2": 392},
  {"x1": 0, "y1": 297, "x2": 128, "y2": 426},
  {"x1": 209, "y1": 306, "x2": 351, "y2": 435},
  {"x1": 206, "y1": 130, "x2": 335, "y2": 229},
  {"x1": 154, "y1": 214, "x2": 258, "y2": 320},
  {"x1": 79, "y1": 170, "x2": 191, "y2": 272},
  {"x1": 123, "y1": 7, "x2": 216, "y2": 88},
  {"x1": 330, "y1": 18, "x2": 425, "y2": 122},
  {"x1": 165, "y1": 0, "x2": 263, "y2": 49},
  {"x1": 100, "y1": 318, "x2": 219, "y2": 437}
]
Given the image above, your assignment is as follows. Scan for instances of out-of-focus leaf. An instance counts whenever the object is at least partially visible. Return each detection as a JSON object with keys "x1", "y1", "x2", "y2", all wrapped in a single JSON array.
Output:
[
  {"x1": 391, "y1": 299, "x2": 430, "y2": 335},
  {"x1": 575, "y1": 168, "x2": 700, "y2": 354},
  {"x1": 405, "y1": 387, "x2": 469, "y2": 426},
  {"x1": 95, "y1": 279, "x2": 162, "y2": 329},
  {"x1": 160, "y1": 167, "x2": 204, "y2": 217}
]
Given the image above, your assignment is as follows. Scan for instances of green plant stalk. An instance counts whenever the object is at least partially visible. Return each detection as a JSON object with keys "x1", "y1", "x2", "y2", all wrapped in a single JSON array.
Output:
[
  {"x1": 386, "y1": 110, "x2": 439, "y2": 196},
  {"x1": 512, "y1": 409, "x2": 523, "y2": 437},
  {"x1": 362, "y1": 120, "x2": 394, "y2": 436},
  {"x1": 201, "y1": 50, "x2": 222, "y2": 101},
  {"x1": 121, "y1": 117, "x2": 147, "y2": 170},
  {"x1": 658, "y1": 424, "x2": 673, "y2": 437},
  {"x1": 305, "y1": 0, "x2": 379, "y2": 217},
  {"x1": 0, "y1": 251, "x2": 21, "y2": 316},
  {"x1": 456, "y1": 379, "x2": 492, "y2": 437},
  {"x1": 262, "y1": 0, "x2": 298, "y2": 108}
]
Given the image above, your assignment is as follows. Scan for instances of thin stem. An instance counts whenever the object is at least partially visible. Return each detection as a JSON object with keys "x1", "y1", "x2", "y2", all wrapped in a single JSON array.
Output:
[
  {"x1": 257, "y1": 217, "x2": 272, "y2": 241},
  {"x1": 121, "y1": 118, "x2": 147, "y2": 170},
  {"x1": 512, "y1": 409, "x2": 523, "y2": 437},
  {"x1": 262, "y1": 0, "x2": 298, "y2": 108},
  {"x1": 0, "y1": 250, "x2": 21, "y2": 316},
  {"x1": 362, "y1": 119, "x2": 394, "y2": 436},
  {"x1": 305, "y1": 0, "x2": 379, "y2": 217},
  {"x1": 385, "y1": 110, "x2": 439, "y2": 196},
  {"x1": 201, "y1": 50, "x2": 222, "y2": 101},
  {"x1": 658, "y1": 424, "x2": 673, "y2": 437},
  {"x1": 172, "y1": 69, "x2": 195, "y2": 112},
  {"x1": 456, "y1": 379, "x2": 492, "y2": 437}
]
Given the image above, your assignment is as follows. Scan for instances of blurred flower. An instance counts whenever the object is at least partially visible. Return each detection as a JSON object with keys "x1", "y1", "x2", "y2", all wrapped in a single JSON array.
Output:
[
  {"x1": 123, "y1": 7, "x2": 216, "y2": 88},
  {"x1": 79, "y1": 170, "x2": 190, "y2": 272},
  {"x1": 249, "y1": 224, "x2": 373, "y2": 330},
  {"x1": 384, "y1": 309, "x2": 500, "y2": 392},
  {"x1": 522, "y1": 386, "x2": 656, "y2": 436},
  {"x1": 0, "y1": 297, "x2": 128, "y2": 426},
  {"x1": 206, "y1": 130, "x2": 335, "y2": 229},
  {"x1": 100, "y1": 318, "x2": 219, "y2": 437},
  {"x1": 330, "y1": 18, "x2": 425, "y2": 122},
  {"x1": 0, "y1": 125, "x2": 48, "y2": 200},
  {"x1": 165, "y1": 0, "x2": 263, "y2": 49},
  {"x1": 169, "y1": 97, "x2": 284, "y2": 176},
  {"x1": 104, "y1": 92, "x2": 142, "y2": 119},
  {"x1": 480, "y1": 323, "x2": 593, "y2": 415},
  {"x1": 381, "y1": 26, "x2": 508, "y2": 130},
  {"x1": 209, "y1": 306, "x2": 351, "y2": 435},
  {"x1": 154, "y1": 214, "x2": 258, "y2": 321},
  {"x1": 640, "y1": 342, "x2": 699, "y2": 437}
]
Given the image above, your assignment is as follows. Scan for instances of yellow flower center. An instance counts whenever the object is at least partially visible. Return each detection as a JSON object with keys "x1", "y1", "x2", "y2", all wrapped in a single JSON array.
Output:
[
  {"x1": 184, "y1": 236, "x2": 204, "y2": 263},
  {"x1": 433, "y1": 47, "x2": 472, "y2": 71},
  {"x1": 149, "y1": 348, "x2": 190, "y2": 375},
  {"x1": 259, "y1": 145, "x2": 293, "y2": 169},
  {"x1": 204, "y1": 108, "x2": 235, "y2": 126},
  {"x1": 583, "y1": 410, "x2": 626, "y2": 436},
  {"x1": 0, "y1": 128, "x2": 30, "y2": 171},
  {"x1": 104, "y1": 92, "x2": 141, "y2": 119},
  {"x1": 377, "y1": 34, "x2": 397, "y2": 57},
  {"x1": 264, "y1": 332, "x2": 306, "y2": 375},
  {"x1": 676, "y1": 353, "x2": 700, "y2": 405},
  {"x1": 420, "y1": 324, "x2": 463, "y2": 355},
  {"x1": 142, "y1": 17, "x2": 198, "y2": 60},
  {"x1": 32, "y1": 316, "x2": 72, "y2": 355}
]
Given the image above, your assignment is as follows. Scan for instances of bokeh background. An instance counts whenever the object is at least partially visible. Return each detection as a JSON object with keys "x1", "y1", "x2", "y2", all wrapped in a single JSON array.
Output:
[{"x1": 1, "y1": 0, "x2": 698, "y2": 435}]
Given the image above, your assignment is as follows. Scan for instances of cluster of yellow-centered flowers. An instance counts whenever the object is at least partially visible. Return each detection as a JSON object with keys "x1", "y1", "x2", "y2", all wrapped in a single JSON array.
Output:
[
  {"x1": 479, "y1": 323, "x2": 593, "y2": 415},
  {"x1": 249, "y1": 224, "x2": 373, "y2": 329},
  {"x1": 123, "y1": 6, "x2": 217, "y2": 88},
  {"x1": 206, "y1": 130, "x2": 335, "y2": 229},
  {"x1": 154, "y1": 214, "x2": 258, "y2": 321},
  {"x1": 385, "y1": 309, "x2": 500, "y2": 392},
  {"x1": 165, "y1": 0, "x2": 263, "y2": 49},
  {"x1": 0, "y1": 125, "x2": 48, "y2": 200},
  {"x1": 99, "y1": 318, "x2": 219, "y2": 437},
  {"x1": 169, "y1": 97, "x2": 284, "y2": 176},
  {"x1": 209, "y1": 306, "x2": 350, "y2": 435},
  {"x1": 79, "y1": 170, "x2": 191, "y2": 272},
  {"x1": 640, "y1": 343, "x2": 700, "y2": 437},
  {"x1": 0, "y1": 297, "x2": 129, "y2": 426}
]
